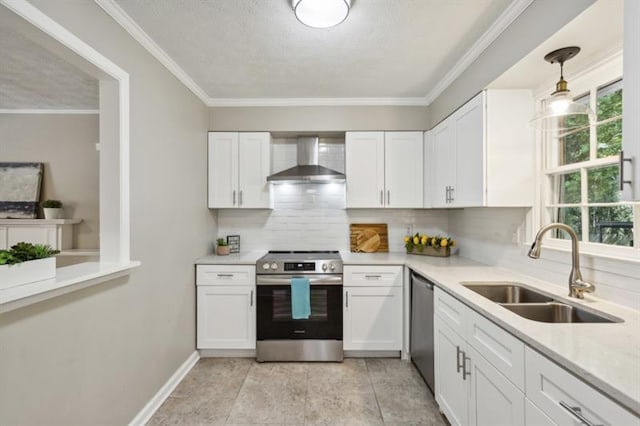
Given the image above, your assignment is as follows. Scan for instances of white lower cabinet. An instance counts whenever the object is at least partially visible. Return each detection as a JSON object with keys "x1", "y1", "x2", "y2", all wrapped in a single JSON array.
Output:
[
  {"x1": 196, "y1": 265, "x2": 256, "y2": 350},
  {"x1": 343, "y1": 265, "x2": 403, "y2": 351},
  {"x1": 525, "y1": 347, "x2": 638, "y2": 426},
  {"x1": 434, "y1": 287, "x2": 525, "y2": 426},
  {"x1": 432, "y1": 286, "x2": 639, "y2": 426}
]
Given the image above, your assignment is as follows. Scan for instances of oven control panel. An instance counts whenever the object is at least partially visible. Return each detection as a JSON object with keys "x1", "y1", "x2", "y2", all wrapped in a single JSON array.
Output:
[{"x1": 258, "y1": 260, "x2": 342, "y2": 274}]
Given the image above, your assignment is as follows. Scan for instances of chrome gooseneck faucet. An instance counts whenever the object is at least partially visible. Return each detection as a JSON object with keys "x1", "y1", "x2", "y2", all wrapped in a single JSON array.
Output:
[{"x1": 528, "y1": 223, "x2": 595, "y2": 299}]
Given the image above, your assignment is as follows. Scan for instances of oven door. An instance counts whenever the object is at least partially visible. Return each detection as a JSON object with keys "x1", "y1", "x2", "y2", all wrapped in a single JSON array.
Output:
[{"x1": 256, "y1": 274, "x2": 342, "y2": 340}]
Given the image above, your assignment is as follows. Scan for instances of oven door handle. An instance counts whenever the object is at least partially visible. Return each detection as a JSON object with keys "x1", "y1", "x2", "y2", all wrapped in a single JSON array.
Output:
[{"x1": 256, "y1": 275, "x2": 343, "y2": 286}]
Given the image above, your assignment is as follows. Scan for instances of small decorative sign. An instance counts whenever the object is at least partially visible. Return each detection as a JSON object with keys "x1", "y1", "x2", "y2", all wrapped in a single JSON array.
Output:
[{"x1": 227, "y1": 235, "x2": 240, "y2": 254}]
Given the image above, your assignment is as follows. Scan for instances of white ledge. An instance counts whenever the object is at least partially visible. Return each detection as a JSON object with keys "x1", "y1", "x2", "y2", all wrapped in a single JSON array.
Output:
[
  {"x1": 0, "y1": 260, "x2": 140, "y2": 314},
  {"x1": 0, "y1": 219, "x2": 82, "y2": 225}
]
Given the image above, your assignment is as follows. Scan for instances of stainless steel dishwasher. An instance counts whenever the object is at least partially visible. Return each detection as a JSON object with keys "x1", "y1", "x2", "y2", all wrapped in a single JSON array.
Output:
[{"x1": 410, "y1": 271, "x2": 435, "y2": 393}]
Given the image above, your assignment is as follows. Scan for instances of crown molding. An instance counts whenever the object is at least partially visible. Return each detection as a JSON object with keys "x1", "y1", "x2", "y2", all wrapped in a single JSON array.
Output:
[
  {"x1": 0, "y1": 109, "x2": 99, "y2": 114},
  {"x1": 95, "y1": 0, "x2": 210, "y2": 105},
  {"x1": 423, "y1": 0, "x2": 534, "y2": 105},
  {"x1": 207, "y1": 97, "x2": 430, "y2": 107}
]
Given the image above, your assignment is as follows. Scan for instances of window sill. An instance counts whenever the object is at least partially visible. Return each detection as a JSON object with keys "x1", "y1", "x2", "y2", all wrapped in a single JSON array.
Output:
[{"x1": 0, "y1": 260, "x2": 141, "y2": 314}]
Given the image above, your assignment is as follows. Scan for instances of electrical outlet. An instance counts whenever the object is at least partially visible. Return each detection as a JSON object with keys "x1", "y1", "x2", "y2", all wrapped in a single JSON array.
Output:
[{"x1": 404, "y1": 223, "x2": 413, "y2": 236}]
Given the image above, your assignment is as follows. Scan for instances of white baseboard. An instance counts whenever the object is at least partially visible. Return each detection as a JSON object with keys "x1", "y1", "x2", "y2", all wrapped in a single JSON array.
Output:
[{"x1": 129, "y1": 350, "x2": 200, "y2": 426}]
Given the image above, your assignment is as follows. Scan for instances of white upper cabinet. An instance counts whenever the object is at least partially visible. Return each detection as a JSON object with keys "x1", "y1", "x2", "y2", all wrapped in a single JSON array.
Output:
[
  {"x1": 430, "y1": 90, "x2": 534, "y2": 208},
  {"x1": 346, "y1": 131, "x2": 423, "y2": 208},
  {"x1": 208, "y1": 132, "x2": 271, "y2": 208},
  {"x1": 623, "y1": 0, "x2": 640, "y2": 201}
]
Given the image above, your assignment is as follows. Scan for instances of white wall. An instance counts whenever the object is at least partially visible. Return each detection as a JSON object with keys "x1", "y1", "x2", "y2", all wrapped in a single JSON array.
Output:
[
  {"x1": 448, "y1": 208, "x2": 640, "y2": 309},
  {"x1": 0, "y1": 113, "x2": 99, "y2": 249},
  {"x1": 0, "y1": 1, "x2": 215, "y2": 424},
  {"x1": 210, "y1": 105, "x2": 429, "y2": 132}
]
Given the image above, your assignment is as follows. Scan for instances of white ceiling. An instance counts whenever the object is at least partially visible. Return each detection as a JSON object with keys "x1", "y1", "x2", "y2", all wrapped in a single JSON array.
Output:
[
  {"x1": 112, "y1": 0, "x2": 513, "y2": 103},
  {"x1": 489, "y1": 0, "x2": 623, "y2": 93},
  {"x1": 0, "y1": 6, "x2": 99, "y2": 110}
]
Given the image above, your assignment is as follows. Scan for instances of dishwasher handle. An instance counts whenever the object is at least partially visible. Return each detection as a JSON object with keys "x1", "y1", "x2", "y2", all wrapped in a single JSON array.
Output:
[{"x1": 411, "y1": 272, "x2": 434, "y2": 289}]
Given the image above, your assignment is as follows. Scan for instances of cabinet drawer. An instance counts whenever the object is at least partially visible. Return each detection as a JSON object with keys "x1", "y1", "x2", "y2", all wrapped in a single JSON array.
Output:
[
  {"x1": 466, "y1": 308, "x2": 525, "y2": 391},
  {"x1": 434, "y1": 287, "x2": 467, "y2": 337},
  {"x1": 525, "y1": 347, "x2": 638, "y2": 425},
  {"x1": 196, "y1": 265, "x2": 255, "y2": 285},
  {"x1": 344, "y1": 265, "x2": 402, "y2": 287}
]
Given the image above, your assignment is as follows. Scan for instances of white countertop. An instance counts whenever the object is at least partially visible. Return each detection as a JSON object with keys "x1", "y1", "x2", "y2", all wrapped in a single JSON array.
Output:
[
  {"x1": 195, "y1": 250, "x2": 640, "y2": 414},
  {"x1": 0, "y1": 218, "x2": 82, "y2": 225}
]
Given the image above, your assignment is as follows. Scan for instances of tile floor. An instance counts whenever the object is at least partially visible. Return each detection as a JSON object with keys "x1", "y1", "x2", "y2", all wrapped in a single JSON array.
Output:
[{"x1": 148, "y1": 358, "x2": 448, "y2": 425}]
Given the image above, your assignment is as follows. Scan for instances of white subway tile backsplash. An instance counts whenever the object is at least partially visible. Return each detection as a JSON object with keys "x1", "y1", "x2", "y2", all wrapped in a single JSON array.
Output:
[{"x1": 218, "y1": 183, "x2": 448, "y2": 252}]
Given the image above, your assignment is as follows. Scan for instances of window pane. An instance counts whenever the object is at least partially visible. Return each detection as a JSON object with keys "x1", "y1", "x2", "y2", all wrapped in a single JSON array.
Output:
[
  {"x1": 589, "y1": 206, "x2": 633, "y2": 246},
  {"x1": 555, "y1": 171, "x2": 581, "y2": 204},
  {"x1": 553, "y1": 207, "x2": 582, "y2": 240},
  {"x1": 596, "y1": 80, "x2": 623, "y2": 158},
  {"x1": 558, "y1": 94, "x2": 590, "y2": 165},
  {"x1": 587, "y1": 165, "x2": 620, "y2": 203}
]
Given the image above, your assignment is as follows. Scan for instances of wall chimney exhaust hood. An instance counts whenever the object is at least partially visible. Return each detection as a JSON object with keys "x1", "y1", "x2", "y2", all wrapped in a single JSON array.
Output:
[{"x1": 267, "y1": 136, "x2": 346, "y2": 184}]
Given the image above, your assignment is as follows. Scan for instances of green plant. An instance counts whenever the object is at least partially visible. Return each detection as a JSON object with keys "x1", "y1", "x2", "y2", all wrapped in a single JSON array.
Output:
[
  {"x1": 404, "y1": 233, "x2": 454, "y2": 252},
  {"x1": 216, "y1": 238, "x2": 228, "y2": 246},
  {"x1": 0, "y1": 242, "x2": 60, "y2": 265},
  {"x1": 41, "y1": 199, "x2": 62, "y2": 208}
]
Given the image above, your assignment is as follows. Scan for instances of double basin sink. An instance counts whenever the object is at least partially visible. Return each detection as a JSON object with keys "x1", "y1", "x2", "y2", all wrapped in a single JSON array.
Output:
[{"x1": 461, "y1": 282, "x2": 622, "y2": 323}]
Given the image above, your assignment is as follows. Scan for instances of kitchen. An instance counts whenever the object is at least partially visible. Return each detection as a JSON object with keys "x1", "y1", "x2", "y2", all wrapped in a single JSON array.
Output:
[{"x1": 0, "y1": 0, "x2": 639, "y2": 425}]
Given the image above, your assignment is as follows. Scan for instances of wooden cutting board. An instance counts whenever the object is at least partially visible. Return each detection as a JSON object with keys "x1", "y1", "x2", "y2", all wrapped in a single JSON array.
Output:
[{"x1": 350, "y1": 223, "x2": 389, "y2": 253}]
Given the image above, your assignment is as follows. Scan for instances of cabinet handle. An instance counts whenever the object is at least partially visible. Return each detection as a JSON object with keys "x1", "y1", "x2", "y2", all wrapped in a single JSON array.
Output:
[
  {"x1": 387, "y1": 190, "x2": 390, "y2": 205},
  {"x1": 232, "y1": 190, "x2": 236, "y2": 206},
  {"x1": 380, "y1": 190, "x2": 384, "y2": 206},
  {"x1": 239, "y1": 190, "x2": 243, "y2": 206},
  {"x1": 559, "y1": 401, "x2": 603, "y2": 426},
  {"x1": 456, "y1": 346, "x2": 463, "y2": 373},
  {"x1": 364, "y1": 275, "x2": 381, "y2": 279},
  {"x1": 217, "y1": 274, "x2": 234, "y2": 278},
  {"x1": 449, "y1": 186, "x2": 455, "y2": 203},
  {"x1": 250, "y1": 289, "x2": 253, "y2": 307},
  {"x1": 345, "y1": 291, "x2": 349, "y2": 307},
  {"x1": 619, "y1": 151, "x2": 632, "y2": 191},
  {"x1": 445, "y1": 186, "x2": 450, "y2": 203},
  {"x1": 462, "y1": 353, "x2": 471, "y2": 381}
]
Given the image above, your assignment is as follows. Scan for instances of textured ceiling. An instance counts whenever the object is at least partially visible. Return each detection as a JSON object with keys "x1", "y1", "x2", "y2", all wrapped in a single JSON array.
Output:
[
  {"x1": 114, "y1": 0, "x2": 512, "y2": 99},
  {"x1": 0, "y1": 7, "x2": 98, "y2": 110}
]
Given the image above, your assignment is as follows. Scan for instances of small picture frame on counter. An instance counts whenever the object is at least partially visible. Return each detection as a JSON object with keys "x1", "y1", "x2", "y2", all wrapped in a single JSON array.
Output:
[{"x1": 227, "y1": 235, "x2": 240, "y2": 253}]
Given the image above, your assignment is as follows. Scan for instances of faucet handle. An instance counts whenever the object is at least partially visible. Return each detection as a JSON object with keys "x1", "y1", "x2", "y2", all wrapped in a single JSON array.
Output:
[{"x1": 570, "y1": 279, "x2": 596, "y2": 299}]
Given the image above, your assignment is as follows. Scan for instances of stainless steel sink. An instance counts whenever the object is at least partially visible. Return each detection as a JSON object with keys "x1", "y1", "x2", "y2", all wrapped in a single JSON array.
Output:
[
  {"x1": 500, "y1": 302, "x2": 622, "y2": 323},
  {"x1": 462, "y1": 282, "x2": 554, "y2": 303}
]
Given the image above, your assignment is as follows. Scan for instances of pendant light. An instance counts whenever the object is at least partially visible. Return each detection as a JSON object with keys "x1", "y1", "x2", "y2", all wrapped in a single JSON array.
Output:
[
  {"x1": 292, "y1": 0, "x2": 351, "y2": 29},
  {"x1": 530, "y1": 46, "x2": 596, "y2": 132}
]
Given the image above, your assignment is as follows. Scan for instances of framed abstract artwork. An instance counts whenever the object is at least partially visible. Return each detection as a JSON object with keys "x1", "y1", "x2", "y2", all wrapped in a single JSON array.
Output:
[{"x1": 0, "y1": 163, "x2": 44, "y2": 219}]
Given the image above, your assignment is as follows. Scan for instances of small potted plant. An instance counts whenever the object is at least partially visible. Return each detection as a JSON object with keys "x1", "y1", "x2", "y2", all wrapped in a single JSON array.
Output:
[
  {"x1": 404, "y1": 233, "x2": 455, "y2": 257},
  {"x1": 216, "y1": 238, "x2": 230, "y2": 256},
  {"x1": 41, "y1": 199, "x2": 64, "y2": 219}
]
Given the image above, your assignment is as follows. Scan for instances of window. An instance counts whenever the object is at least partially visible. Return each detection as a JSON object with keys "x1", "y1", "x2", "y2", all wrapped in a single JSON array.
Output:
[{"x1": 542, "y1": 62, "x2": 640, "y2": 256}]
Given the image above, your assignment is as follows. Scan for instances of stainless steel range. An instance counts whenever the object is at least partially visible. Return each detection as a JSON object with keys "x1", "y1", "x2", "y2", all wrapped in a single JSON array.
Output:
[{"x1": 256, "y1": 251, "x2": 343, "y2": 362}]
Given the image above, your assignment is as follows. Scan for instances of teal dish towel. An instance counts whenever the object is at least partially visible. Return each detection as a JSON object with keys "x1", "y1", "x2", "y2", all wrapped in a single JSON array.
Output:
[{"x1": 291, "y1": 277, "x2": 311, "y2": 320}]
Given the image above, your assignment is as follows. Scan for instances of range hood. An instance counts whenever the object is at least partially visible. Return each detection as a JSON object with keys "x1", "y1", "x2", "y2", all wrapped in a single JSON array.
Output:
[{"x1": 267, "y1": 136, "x2": 346, "y2": 184}]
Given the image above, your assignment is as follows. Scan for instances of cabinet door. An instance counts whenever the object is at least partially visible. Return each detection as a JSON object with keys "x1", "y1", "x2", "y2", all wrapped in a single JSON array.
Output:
[
  {"x1": 453, "y1": 92, "x2": 484, "y2": 207},
  {"x1": 238, "y1": 132, "x2": 271, "y2": 208},
  {"x1": 467, "y1": 345, "x2": 525, "y2": 426},
  {"x1": 434, "y1": 317, "x2": 468, "y2": 426},
  {"x1": 431, "y1": 120, "x2": 455, "y2": 208},
  {"x1": 345, "y1": 132, "x2": 385, "y2": 207},
  {"x1": 343, "y1": 286, "x2": 402, "y2": 350},
  {"x1": 197, "y1": 285, "x2": 255, "y2": 349},
  {"x1": 384, "y1": 132, "x2": 423, "y2": 208},
  {"x1": 208, "y1": 132, "x2": 238, "y2": 208},
  {"x1": 423, "y1": 131, "x2": 433, "y2": 208},
  {"x1": 623, "y1": 0, "x2": 640, "y2": 201}
]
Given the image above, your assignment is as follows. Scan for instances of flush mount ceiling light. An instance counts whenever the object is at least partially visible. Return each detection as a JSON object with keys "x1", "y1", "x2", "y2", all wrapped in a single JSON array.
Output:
[
  {"x1": 292, "y1": 0, "x2": 351, "y2": 29},
  {"x1": 530, "y1": 46, "x2": 596, "y2": 132}
]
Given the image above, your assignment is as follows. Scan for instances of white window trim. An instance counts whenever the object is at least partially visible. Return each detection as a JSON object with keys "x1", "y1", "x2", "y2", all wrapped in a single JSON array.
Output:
[
  {"x1": 533, "y1": 50, "x2": 640, "y2": 263},
  {"x1": 0, "y1": 0, "x2": 140, "y2": 314}
]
